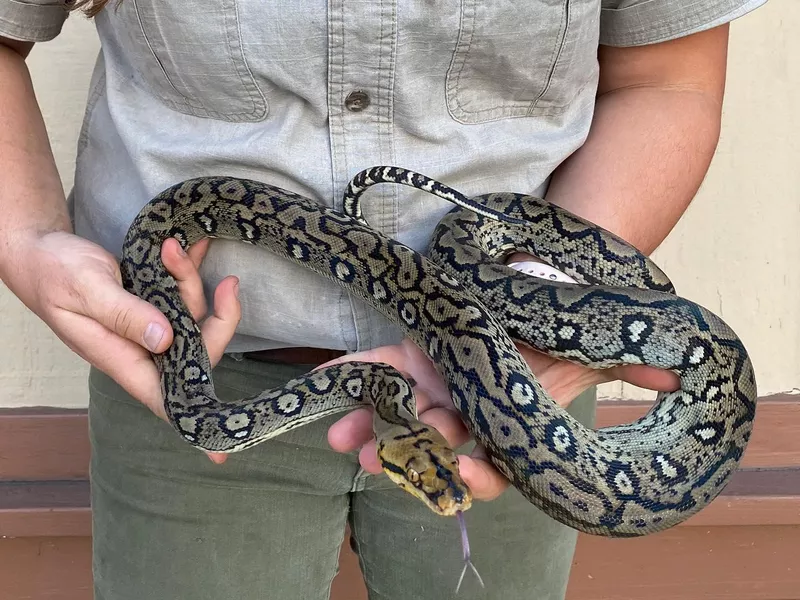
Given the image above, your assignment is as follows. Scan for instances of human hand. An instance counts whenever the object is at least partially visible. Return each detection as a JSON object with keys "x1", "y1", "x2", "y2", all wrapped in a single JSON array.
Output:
[
  {"x1": 1, "y1": 232, "x2": 240, "y2": 462},
  {"x1": 325, "y1": 338, "x2": 680, "y2": 502}
]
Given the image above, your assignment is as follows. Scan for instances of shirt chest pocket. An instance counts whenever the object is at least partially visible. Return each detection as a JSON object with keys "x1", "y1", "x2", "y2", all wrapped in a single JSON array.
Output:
[
  {"x1": 112, "y1": 0, "x2": 267, "y2": 122},
  {"x1": 446, "y1": 0, "x2": 600, "y2": 124}
]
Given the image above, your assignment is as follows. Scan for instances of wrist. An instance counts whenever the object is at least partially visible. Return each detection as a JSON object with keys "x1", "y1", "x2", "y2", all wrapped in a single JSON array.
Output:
[{"x1": 0, "y1": 227, "x2": 72, "y2": 297}]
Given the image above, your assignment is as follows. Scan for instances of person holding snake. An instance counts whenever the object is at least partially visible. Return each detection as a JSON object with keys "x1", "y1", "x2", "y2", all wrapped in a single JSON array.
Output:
[{"x1": 0, "y1": 0, "x2": 764, "y2": 598}]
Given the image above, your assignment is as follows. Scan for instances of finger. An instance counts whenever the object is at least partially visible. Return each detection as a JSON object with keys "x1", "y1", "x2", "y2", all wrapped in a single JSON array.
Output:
[
  {"x1": 418, "y1": 407, "x2": 471, "y2": 448},
  {"x1": 327, "y1": 407, "x2": 374, "y2": 453},
  {"x1": 185, "y1": 237, "x2": 211, "y2": 269},
  {"x1": 196, "y1": 273, "x2": 240, "y2": 465},
  {"x1": 199, "y1": 276, "x2": 241, "y2": 367},
  {"x1": 458, "y1": 445, "x2": 510, "y2": 501},
  {"x1": 397, "y1": 338, "x2": 450, "y2": 405},
  {"x1": 161, "y1": 237, "x2": 209, "y2": 320},
  {"x1": 519, "y1": 341, "x2": 681, "y2": 392},
  {"x1": 76, "y1": 274, "x2": 174, "y2": 355},
  {"x1": 615, "y1": 364, "x2": 681, "y2": 392},
  {"x1": 53, "y1": 309, "x2": 168, "y2": 420},
  {"x1": 358, "y1": 439, "x2": 382, "y2": 474},
  {"x1": 206, "y1": 452, "x2": 229, "y2": 464}
]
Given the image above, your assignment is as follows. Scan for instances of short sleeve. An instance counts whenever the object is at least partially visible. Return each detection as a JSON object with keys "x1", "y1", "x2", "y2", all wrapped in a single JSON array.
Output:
[
  {"x1": 0, "y1": 0, "x2": 69, "y2": 42},
  {"x1": 600, "y1": 0, "x2": 767, "y2": 47}
]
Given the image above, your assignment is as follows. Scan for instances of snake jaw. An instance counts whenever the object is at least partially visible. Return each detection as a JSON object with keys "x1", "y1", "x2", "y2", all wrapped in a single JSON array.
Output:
[{"x1": 378, "y1": 428, "x2": 472, "y2": 516}]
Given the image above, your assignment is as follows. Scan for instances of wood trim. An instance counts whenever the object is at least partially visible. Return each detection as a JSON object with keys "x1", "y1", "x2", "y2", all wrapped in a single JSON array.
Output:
[
  {"x1": 0, "y1": 538, "x2": 93, "y2": 600},
  {"x1": 0, "y1": 506, "x2": 91, "y2": 538},
  {"x1": 0, "y1": 481, "x2": 91, "y2": 537},
  {"x1": 596, "y1": 393, "x2": 800, "y2": 468},
  {"x1": 5, "y1": 527, "x2": 799, "y2": 600},
  {"x1": 0, "y1": 394, "x2": 797, "y2": 538},
  {"x1": 0, "y1": 480, "x2": 89, "y2": 510},
  {"x1": 567, "y1": 525, "x2": 800, "y2": 600},
  {"x1": 0, "y1": 396, "x2": 798, "y2": 600},
  {"x1": 1, "y1": 394, "x2": 796, "y2": 481},
  {"x1": 2, "y1": 467, "x2": 798, "y2": 538},
  {"x1": 0, "y1": 408, "x2": 90, "y2": 480}
]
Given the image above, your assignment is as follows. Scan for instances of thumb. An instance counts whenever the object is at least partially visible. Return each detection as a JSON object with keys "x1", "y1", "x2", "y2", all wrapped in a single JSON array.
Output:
[{"x1": 82, "y1": 273, "x2": 174, "y2": 354}]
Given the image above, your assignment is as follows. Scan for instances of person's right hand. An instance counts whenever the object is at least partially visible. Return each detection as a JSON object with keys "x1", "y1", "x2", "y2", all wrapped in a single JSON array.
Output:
[{"x1": 2, "y1": 231, "x2": 241, "y2": 461}]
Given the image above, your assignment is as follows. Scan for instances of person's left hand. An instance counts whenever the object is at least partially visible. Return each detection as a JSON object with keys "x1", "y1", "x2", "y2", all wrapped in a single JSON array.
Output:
[{"x1": 325, "y1": 337, "x2": 679, "y2": 502}]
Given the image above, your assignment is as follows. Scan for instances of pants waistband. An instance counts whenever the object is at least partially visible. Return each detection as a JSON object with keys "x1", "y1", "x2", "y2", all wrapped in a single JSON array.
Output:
[{"x1": 243, "y1": 347, "x2": 347, "y2": 366}]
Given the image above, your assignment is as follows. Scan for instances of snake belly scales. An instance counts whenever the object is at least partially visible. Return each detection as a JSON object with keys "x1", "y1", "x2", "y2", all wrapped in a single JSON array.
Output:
[{"x1": 120, "y1": 166, "x2": 757, "y2": 537}]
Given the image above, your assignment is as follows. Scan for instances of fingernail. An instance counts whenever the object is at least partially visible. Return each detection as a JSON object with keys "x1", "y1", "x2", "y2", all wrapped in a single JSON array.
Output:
[
  {"x1": 143, "y1": 322, "x2": 165, "y2": 352},
  {"x1": 178, "y1": 244, "x2": 187, "y2": 257},
  {"x1": 234, "y1": 280, "x2": 240, "y2": 299}
]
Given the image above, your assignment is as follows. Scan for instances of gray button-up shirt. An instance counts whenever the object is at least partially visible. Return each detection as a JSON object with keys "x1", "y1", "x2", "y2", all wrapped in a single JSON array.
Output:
[{"x1": 2, "y1": 0, "x2": 764, "y2": 353}]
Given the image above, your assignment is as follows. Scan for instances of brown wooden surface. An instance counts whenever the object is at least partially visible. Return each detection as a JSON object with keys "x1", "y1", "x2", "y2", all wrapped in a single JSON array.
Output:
[
  {"x1": 0, "y1": 537, "x2": 92, "y2": 600},
  {"x1": 568, "y1": 525, "x2": 800, "y2": 600},
  {"x1": 3, "y1": 466, "x2": 799, "y2": 539},
  {"x1": 0, "y1": 481, "x2": 90, "y2": 537},
  {"x1": 332, "y1": 524, "x2": 800, "y2": 600},
  {"x1": 0, "y1": 408, "x2": 90, "y2": 480},
  {"x1": 596, "y1": 394, "x2": 800, "y2": 468},
  {"x1": 6, "y1": 525, "x2": 799, "y2": 600},
  {"x1": 1, "y1": 394, "x2": 795, "y2": 484},
  {"x1": 1, "y1": 396, "x2": 798, "y2": 600}
]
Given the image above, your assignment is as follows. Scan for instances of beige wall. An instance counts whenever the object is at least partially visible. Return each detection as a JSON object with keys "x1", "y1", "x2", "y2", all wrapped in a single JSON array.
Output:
[{"x1": 1, "y1": 1, "x2": 797, "y2": 408}]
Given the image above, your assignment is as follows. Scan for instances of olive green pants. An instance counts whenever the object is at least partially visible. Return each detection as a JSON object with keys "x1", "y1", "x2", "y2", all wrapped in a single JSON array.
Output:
[{"x1": 88, "y1": 354, "x2": 595, "y2": 600}]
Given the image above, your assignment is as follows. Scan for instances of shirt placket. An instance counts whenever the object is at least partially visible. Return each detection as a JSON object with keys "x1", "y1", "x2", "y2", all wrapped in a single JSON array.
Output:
[{"x1": 327, "y1": 0, "x2": 399, "y2": 352}]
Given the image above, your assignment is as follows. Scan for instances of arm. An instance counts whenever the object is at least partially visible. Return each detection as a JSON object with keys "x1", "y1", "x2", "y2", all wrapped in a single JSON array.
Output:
[
  {"x1": 0, "y1": 36, "x2": 175, "y2": 396},
  {"x1": 0, "y1": 38, "x2": 239, "y2": 461},
  {"x1": 545, "y1": 25, "x2": 729, "y2": 253},
  {"x1": 503, "y1": 25, "x2": 730, "y2": 413},
  {"x1": 0, "y1": 39, "x2": 71, "y2": 242}
]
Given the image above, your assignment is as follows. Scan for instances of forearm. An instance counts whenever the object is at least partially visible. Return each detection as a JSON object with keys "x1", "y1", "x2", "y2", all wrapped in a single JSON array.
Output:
[
  {"x1": 0, "y1": 41, "x2": 71, "y2": 279},
  {"x1": 544, "y1": 85, "x2": 722, "y2": 255}
]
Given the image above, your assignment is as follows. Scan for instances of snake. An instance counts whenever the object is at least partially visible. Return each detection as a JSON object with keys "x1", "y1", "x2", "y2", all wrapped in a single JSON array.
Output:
[{"x1": 120, "y1": 165, "x2": 757, "y2": 538}]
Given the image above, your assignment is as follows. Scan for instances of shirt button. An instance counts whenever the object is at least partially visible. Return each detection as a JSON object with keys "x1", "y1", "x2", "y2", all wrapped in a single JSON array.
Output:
[{"x1": 345, "y1": 90, "x2": 370, "y2": 112}]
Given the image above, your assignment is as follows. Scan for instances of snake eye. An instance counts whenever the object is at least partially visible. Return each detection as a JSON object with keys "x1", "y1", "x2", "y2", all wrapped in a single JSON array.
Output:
[{"x1": 406, "y1": 468, "x2": 421, "y2": 485}]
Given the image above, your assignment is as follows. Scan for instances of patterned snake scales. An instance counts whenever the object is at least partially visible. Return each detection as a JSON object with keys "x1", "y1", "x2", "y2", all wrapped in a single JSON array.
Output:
[{"x1": 121, "y1": 166, "x2": 756, "y2": 540}]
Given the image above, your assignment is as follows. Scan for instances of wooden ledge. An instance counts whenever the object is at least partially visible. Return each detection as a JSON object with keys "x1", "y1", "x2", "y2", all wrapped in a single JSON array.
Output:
[
  {"x1": 1, "y1": 398, "x2": 798, "y2": 600},
  {"x1": 2, "y1": 467, "x2": 799, "y2": 538},
  {"x1": 0, "y1": 408, "x2": 90, "y2": 481},
  {"x1": 0, "y1": 481, "x2": 90, "y2": 537},
  {"x1": 1, "y1": 395, "x2": 798, "y2": 538},
  {"x1": 2, "y1": 394, "x2": 797, "y2": 481},
  {"x1": 596, "y1": 394, "x2": 800, "y2": 468}
]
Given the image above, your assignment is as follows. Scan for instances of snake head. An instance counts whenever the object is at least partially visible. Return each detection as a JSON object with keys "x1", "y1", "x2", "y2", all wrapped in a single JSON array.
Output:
[{"x1": 378, "y1": 425, "x2": 472, "y2": 516}]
